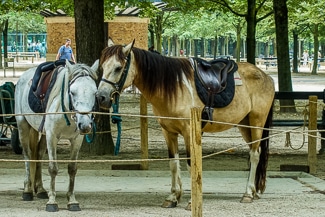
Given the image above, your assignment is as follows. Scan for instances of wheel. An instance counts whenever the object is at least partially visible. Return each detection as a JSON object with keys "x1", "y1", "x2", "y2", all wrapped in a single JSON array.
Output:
[{"x1": 11, "y1": 128, "x2": 22, "y2": 154}]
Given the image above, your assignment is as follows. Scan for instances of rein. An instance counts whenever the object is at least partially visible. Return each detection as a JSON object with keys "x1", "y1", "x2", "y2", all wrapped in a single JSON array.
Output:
[{"x1": 101, "y1": 52, "x2": 132, "y2": 155}]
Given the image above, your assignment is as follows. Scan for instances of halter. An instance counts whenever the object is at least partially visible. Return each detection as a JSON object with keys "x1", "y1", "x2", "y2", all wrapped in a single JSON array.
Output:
[
  {"x1": 100, "y1": 52, "x2": 132, "y2": 100},
  {"x1": 61, "y1": 73, "x2": 97, "y2": 143},
  {"x1": 100, "y1": 52, "x2": 132, "y2": 155}
]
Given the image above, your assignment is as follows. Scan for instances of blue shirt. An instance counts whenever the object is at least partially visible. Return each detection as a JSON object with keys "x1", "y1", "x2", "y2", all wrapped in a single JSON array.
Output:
[{"x1": 58, "y1": 45, "x2": 73, "y2": 61}]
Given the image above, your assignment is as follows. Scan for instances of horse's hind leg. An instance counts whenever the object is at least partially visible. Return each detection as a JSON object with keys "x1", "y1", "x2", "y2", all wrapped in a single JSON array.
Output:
[
  {"x1": 34, "y1": 135, "x2": 48, "y2": 199},
  {"x1": 65, "y1": 136, "x2": 83, "y2": 211},
  {"x1": 238, "y1": 114, "x2": 269, "y2": 203},
  {"x1": 161, "y1": 130, "x2": 183, "y2": 208},
  {"x1": 17, "y1": 120, "x2": 39, "y2": 201}
]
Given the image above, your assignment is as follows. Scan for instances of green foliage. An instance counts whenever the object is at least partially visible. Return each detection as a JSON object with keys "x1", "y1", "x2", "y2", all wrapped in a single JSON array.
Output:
[{"x1": 7, "y1": 12, "x2": 46, "y2": 33}]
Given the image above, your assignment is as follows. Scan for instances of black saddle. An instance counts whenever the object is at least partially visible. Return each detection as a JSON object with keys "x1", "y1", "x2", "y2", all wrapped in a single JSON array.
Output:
[
  {"x1": 31, "y1": 59, "x2": 71, "y2": 92},
  {"x1": 191, "y1": 58, "x2": 238, "y2": 128}
]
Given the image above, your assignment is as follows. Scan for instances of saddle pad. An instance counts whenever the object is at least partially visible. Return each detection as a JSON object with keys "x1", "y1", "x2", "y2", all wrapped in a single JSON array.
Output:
[{"x1": 28, "y1": 68, "x2": 59, "y2": 113}]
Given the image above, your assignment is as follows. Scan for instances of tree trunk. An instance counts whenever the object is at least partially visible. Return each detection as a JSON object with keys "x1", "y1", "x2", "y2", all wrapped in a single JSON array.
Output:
[
  {"x1": 236, "y1": 24, "x2": 241, "y2": 62},
  {"x1": 154, "y1": 12, "x2": 163, "y2": 54},
  {"x1": 246, "y1": 0, "x2": 257, "y2": 64},
  {"x1": 3, "y1": 19, "x2": 8, "y2": 67},
  {"x1": 273, "y1": 0, "x2": 295, "y2": 113},
  {"x1": 74, "y1": 0, "x2": 114, "y2": 155},
  {"x1": 292, "y1": 31, "x2": 299, "y2": 73},
  {"x1": 311, "y1": 24, "x2": 319, "y2": 75}
]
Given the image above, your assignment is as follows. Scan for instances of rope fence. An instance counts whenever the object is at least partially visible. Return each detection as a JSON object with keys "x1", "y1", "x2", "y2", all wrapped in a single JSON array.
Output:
[{"x1": 0, "y1": 97, "x2": 324, "y2": 166}]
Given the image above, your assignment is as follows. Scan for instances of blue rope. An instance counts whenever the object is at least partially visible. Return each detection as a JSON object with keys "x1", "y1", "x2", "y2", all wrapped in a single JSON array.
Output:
[
  {"x1": 85, "y1": 122, "x2": 96, "y2": 143},
  {"x1": 112, "y1": 96, "x2": 122, "y2": 155}
]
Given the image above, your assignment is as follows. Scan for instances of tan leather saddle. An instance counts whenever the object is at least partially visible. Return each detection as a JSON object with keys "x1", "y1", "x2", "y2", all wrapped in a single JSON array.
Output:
[
  {"x1": 34, "y1": 69, "x2": 57, "y2": 100},
  {"x1": 191, "y1": 58, "x2": 237, "y2": 128}
]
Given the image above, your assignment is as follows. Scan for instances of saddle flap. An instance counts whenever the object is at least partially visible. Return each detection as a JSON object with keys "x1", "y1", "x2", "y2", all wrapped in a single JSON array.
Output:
[{"x1": 34, "y1": 70, "x2": 55, "y2": 100}]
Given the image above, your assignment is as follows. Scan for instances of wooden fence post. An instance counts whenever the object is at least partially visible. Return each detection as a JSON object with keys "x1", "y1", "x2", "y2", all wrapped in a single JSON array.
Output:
[
  {"x1": 140, "y1": 94, "x2": 148, "y2": 170},
  {"x1": 190, "y1": 107, "x2": 202, "y2": 217},
  {"x1": 308, "y1": 95, "x2": 317, "y2": 174}
]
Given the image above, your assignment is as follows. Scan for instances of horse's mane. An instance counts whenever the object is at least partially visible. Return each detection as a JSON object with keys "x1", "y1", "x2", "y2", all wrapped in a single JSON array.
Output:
[
  {"x1": 46, "y1": 63, "x2": 96, "y2": 112},
  {"x1": 100, "y1": 45, "x2": 193, "y2": 101}
]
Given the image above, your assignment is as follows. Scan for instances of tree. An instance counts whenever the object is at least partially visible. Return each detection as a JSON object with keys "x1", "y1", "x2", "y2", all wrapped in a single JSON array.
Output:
[
  {"x1": 273, "y1": 0, "x2": 295, "y2": 112},
  {"x1": 162, "y1": 0, "x2": 273, "y2": 64},
  {"x1": 74, "y1": 0, "x2": 114, "y2": 155},
  {"x1": 1, "y1": 1, "x2": 44, "y2": 67}
]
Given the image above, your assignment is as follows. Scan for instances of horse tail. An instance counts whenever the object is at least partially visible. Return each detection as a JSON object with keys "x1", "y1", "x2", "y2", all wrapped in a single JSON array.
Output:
[{"x1": 255, "y1": 104, "x2": 273, "y2": 193}]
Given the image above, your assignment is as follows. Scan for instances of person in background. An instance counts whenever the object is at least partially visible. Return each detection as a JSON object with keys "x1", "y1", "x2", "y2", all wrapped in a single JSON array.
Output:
[
  {"x1": 56, "y1": 38, "x2": 76, "y2": 63},
  {"x1": 302, "y1": 50, "x2": 309, "y2": 66}
]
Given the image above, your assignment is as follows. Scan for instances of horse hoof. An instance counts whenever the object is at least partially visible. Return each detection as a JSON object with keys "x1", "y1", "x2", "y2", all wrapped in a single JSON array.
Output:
[
  {"x1": 46, "y1": 204, "x2": 59, "y2": 212},
  {"x1": 22, "y1": 192, "x2": 33, "y2": 201},
  {"x1": 68, "y1": 203, "x2": 81, "y2": 211},
  {"x1": 185, "y1": 202, "x2": 191, "y2": 211},
  {"x1": 161, "y1": 200, "x2": 177, "y2": 208},
  {"x1": 37, "y1": 192, "x2": 48, "y2": 199},
  {"x1": 240, "y1": 196, "x2": 253, "y2": 203}
]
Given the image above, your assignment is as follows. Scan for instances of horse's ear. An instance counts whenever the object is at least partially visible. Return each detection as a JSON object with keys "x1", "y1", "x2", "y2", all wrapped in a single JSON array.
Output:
[
  {"x1": 122, "y1": 39, "x2": 135, "y2": 56},
  {"x1": 107, "y1": 37, "x2": 114, "y2": 47},
  {"x1": 66, "y1": 59, "x2": 72, "y2": 68},
  {"x1": 90, "y1": 59, "x2": 99, "y2": 80}
]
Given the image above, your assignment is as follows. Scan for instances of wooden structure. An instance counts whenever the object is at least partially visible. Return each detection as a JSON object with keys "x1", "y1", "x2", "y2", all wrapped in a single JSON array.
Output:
[{"x1": 44, "y1": 16, "x2": 149, "y2": 62}]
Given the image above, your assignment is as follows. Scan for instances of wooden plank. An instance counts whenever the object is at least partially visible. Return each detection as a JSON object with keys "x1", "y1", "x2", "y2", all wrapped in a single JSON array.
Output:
[
  {"x1": 111, "y1": 164, "x2": 142, "y2": 170},
  {"x1": 280, "y1": 164, "x2": 309, "y2": 173},
  {"x1": 190, "y1": 107, "x2": 202, "y2": 217},
  {"x1": 44, "y1": 17, "x2": 75, "y2": 24},
  {"x1": 308, "y1": 96, "x2": 318, "y2": 174},
  {"x1": 107, "y1": 16, "x2": 150, "y2": 23},
  {"x1": 275, "y1": 91, "x2": 324, "y2": 100}
]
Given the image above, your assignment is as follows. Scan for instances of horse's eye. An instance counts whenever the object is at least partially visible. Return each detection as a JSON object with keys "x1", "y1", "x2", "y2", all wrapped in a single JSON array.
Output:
[{"x1": 115, "y1": 66, "x2": 122, "y2": 72}]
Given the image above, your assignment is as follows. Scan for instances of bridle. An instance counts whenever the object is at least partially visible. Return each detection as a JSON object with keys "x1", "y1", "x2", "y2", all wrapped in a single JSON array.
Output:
[
  {"x1": 62, "y1": 72, "x2": 96, "y2": 127},
  {"x1": 100, "y1": 52, "x2": 131, "y2": 101},
  {"x1": 99, "y1": 52, "x2": 131, "y2": 155}
]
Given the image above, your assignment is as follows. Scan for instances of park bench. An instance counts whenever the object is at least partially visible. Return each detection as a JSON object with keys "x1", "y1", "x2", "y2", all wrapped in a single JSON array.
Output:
[{"x1": 8, "y1": 52, "x2": 39, "y2": 63}]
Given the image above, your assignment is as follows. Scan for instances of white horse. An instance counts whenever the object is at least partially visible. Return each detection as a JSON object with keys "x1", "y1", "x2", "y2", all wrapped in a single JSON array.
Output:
[{"x1": 15, "y1": 60, "x2": 98, "y2": 212}]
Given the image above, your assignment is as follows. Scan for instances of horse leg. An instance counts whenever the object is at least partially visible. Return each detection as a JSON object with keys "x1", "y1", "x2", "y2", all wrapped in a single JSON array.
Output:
[
  {"x1": 183, "y1": 131, "x2": 192, "y2": 211},
  {"x1": 238, "y1": 114, "x2": 269, "y2": 203},
  {"x1": 65, "y1": 136, "x2": 83, "y2": 211},
  {"x1": 46, "y1": 135, "x2": 59, "y2": 212},
  {"x1": 161, "y1": 130, "x2": 183, "y2": 208},
  {"x1": 35, "y1": 135, "x2": 48, "y2": 199},
  {"x1": 18, "y1": 121, "x2": 36, "y2": 201}
]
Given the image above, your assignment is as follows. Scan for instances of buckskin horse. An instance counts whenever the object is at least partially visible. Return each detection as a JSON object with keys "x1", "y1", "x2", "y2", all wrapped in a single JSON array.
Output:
[
  {"x1": 97, "y1": 38, "x2": 274, "y2": 209},
  {"x1": 15, "y1": 60, "x2": 99, "y2": 212}
]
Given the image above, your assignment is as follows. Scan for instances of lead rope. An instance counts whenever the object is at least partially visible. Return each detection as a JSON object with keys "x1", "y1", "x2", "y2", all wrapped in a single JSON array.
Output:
[
  {"x1": 112, "y1": 95, "x2": 122, "y2": 155},
  {"x1": 110, "y1": 52, "x2": 132, "y2": 155},
  {"x1": 284, "y1": 106, "x2": 308, "y2": 150},
  {"x1": 85, "y1": 122, "x2": 96, "y2": 143}
]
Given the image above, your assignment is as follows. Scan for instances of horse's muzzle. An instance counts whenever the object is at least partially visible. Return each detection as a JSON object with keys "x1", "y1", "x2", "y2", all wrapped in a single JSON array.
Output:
[
  {"x1": 74, "y1": 113, "x2": 94, "y2": 134},
  {"x1": 96, "y1": 91, "x2": 112, "y2": 109}
]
